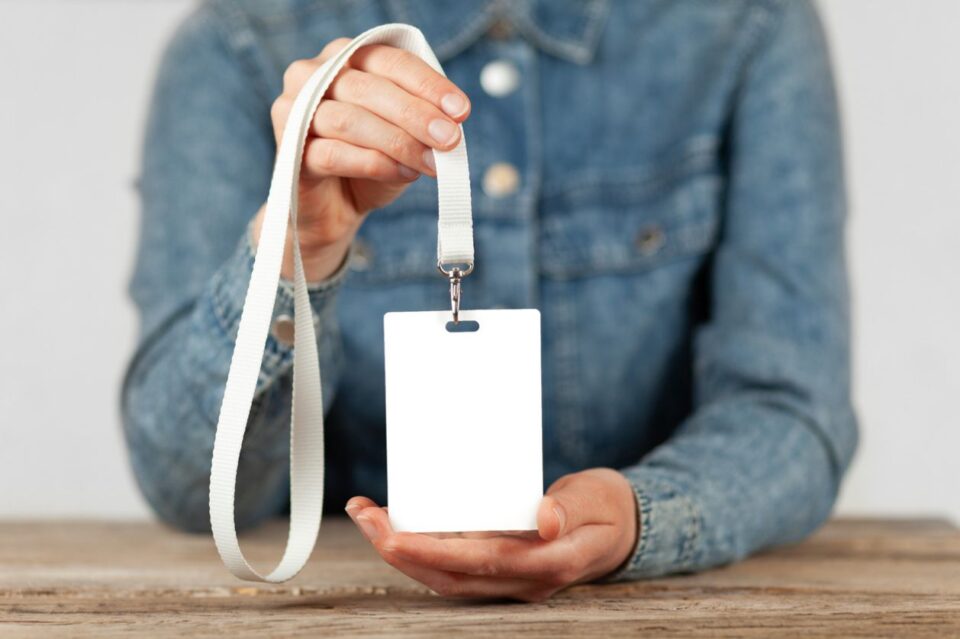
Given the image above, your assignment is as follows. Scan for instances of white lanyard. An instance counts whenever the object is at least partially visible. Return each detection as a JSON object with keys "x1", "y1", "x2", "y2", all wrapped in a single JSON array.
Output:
[{"x1": 209, "y1": 23, "x2": 473, "y2": 583}]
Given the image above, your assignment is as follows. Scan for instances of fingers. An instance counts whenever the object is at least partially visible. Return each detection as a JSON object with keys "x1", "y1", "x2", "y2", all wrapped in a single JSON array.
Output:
[
  {"x1": 317, "y1": 37, "x2": 352, "y2": 63},
  {"x1": 316, "y1": 40, "x2": 470, "y2": 124},
  {"x1": 312, "y1": 101, "x2": 434, "y2": 176},
  {"x1": 538, "y1": 469, "x2": 624, "y2": 541},
  {"x1": 272, "y1": 57, "x2": 325, "y2": 144},
  {"x1": 326, "y1": 68, "x2": 462, "y2": 151},
  {"x1": 341, "y1": 470, "x2": 637, "y2": 599},
  {"x1": 302, "y1": 138, "x2": 419, "y2": 183},
  {"x1": 273, "y1": 40, "x2": 470, "y2": 187},
  {"x1": 347, "y1": 44, "x2": 470, "y2": 121},
  {"x1": 345, "y1": 498, "x2": 548, "y2": 601},
  {"x1": 381, "y1": 527, "x2": 596, "y2": 584}
]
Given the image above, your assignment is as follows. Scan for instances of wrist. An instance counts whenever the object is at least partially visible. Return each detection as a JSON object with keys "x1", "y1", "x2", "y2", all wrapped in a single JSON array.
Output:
[
  {"x1": 604, "y1": 469, "x2": 642, "y2": 579},
  {"x1": 294, "y1": 233, "x2": 353, "y2": 283},
  {"x1": 250, "y1": 204, "x2": 355, "y2": 283}
]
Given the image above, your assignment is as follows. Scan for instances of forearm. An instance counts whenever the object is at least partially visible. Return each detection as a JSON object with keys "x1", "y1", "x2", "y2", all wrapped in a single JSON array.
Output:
[
  {"x1": 606, "y1": 0, "x2": 858, "y2": 583},
  {"x1": 121, "y1": 227, "x2": 346, "y2": 532},
  {"x1": 614, "y1": 389, "x2": 855, "y2": 580}
]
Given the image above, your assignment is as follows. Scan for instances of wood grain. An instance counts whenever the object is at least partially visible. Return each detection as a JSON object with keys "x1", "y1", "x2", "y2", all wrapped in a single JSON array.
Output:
[{"x1": 1, "y1": 517, "x2": 958, "y2": 637}]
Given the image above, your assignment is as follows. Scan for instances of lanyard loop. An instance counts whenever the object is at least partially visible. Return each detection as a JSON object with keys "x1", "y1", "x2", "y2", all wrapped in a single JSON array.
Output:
[{"x1": 209, "y1": 23, "x2": 473, "y2": 583}]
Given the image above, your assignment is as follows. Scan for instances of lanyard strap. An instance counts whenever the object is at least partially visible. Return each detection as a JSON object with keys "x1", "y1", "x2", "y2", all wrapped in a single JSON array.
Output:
[{"x1": 209, "y1": 23, "x2": 473, "y2": 583}]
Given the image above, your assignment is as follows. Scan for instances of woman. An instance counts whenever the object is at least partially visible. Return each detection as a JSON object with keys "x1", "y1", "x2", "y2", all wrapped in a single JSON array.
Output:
[{"x1": 122, "y1": 0, "x2": 857, "y2": 601}]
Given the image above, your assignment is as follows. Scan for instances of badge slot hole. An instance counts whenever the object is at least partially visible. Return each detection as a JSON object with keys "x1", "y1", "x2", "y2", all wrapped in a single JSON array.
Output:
[{"x1": 445, "y1": 320, "x2": 480, "y2": 333}]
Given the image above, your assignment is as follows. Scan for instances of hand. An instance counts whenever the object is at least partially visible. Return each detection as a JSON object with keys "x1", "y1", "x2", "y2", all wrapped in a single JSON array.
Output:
[
  {"x1": 251, "y1": 38, "x2": 471, "y2": 282},
  {"x1": 345, "y1": 468, "x2": 639, "y2": 602}
]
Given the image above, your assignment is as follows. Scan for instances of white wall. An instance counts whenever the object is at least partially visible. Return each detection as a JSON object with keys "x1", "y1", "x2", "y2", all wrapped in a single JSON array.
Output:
[
  {"x1": 821, "y1": 1, "x2": 960, "y2": 521},
  {"x1": 0, "y1": 1, "x2": 957, "y2": 522},
  {"x1": 0, "y1": 0, "x2": 195, "y2": 518}
]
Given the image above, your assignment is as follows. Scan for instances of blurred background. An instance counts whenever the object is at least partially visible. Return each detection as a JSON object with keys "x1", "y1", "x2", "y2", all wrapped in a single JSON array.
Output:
[{"x1": 1, "y1": 0, "x2": 957, "y2": 523}]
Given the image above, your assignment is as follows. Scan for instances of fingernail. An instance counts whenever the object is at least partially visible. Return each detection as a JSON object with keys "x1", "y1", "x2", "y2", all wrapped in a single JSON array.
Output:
[
  {"x1": 398, "y1": 164, "x2": 419, "y2": 179},
  {"x1": 440, "y1": 93, "x2": 467, "y2": 118},
  {"x1": 356, "y1": 515, "x2": 379, "y2": 541},
  {"x1": 422, "y1": 149, "x2": 436, "y2": 172},
  {"x1": 428, "y1": 118, "x2": 459, "y2": 146},
  {"x1": 553, "y1": 505, "x2": 566, "y2": 537},
  {"x1": 344, "y1": 501, "x2": 362, "y2": 518}
]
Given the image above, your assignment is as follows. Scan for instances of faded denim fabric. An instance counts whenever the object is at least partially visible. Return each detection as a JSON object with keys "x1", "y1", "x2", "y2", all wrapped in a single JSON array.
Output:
[{"x1": 122, "y1": 0, "x2": 858, "y2": 581}]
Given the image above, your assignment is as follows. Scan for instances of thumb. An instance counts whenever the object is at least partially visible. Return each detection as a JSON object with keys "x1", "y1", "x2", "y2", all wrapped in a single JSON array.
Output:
[{"x1": 536, "y1": 470, "x2": 618, "y2": 541}]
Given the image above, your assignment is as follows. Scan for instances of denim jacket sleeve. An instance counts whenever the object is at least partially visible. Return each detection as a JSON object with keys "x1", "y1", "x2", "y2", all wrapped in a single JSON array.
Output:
[
  {"x1": 120, "y1": 7, "x2": 346, "y2": 532},
  {"x1": 610, "y1": 1, "x2": 858, "y2": 580}
]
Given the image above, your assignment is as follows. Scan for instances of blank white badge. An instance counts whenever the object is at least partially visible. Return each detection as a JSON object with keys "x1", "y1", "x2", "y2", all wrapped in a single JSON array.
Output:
[{"x1": 384, "y1": 309, "x2": 543, "y2": 533}]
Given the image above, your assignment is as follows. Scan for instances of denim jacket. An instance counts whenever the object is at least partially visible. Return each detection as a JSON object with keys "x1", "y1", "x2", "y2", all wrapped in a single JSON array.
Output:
[{"x1": 122, "y1": 0, "x2": 858, "y2": 581}]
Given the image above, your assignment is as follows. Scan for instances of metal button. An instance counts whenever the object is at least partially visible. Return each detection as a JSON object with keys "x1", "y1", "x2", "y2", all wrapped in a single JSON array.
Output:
[
  {"x1": 480, "y1": 59, "x2": 520, "y2": 97},
  {"x1": 271, "y1": 313, "x2": 320, "y2": 347},
  {"x1": 635, "y1": 225, "x2": 666, "y2": 256},
  {"x1": 272, "y1": 314, "x2": 296, "y2": 347},
  {"x1": 487, "y1": 18, "x2": 514, "y2": 40},
  {"x1": 350, "y1": 239, "x2": 372, "y2": 271},
  {"x1": 482, "y1": 162, "x2": 520, "y2": 198}
]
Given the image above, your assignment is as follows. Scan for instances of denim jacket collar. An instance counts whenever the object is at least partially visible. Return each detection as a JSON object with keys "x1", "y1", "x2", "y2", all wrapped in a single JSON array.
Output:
[{"x1": 383, "y1": 0, "x2": 609, "y2": 64}]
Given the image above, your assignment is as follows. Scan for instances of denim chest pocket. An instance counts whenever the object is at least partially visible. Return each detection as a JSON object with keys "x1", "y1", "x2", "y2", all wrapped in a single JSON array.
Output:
[
  {"x1": 536, "y1": 138, "x2": 724, "y2": 470},
  {"x1": 539, "y1": 138, "x2": 722, "y2": 279},
  {"x1": 345, "y1": 138, "x2": 723, "y2": 285}
]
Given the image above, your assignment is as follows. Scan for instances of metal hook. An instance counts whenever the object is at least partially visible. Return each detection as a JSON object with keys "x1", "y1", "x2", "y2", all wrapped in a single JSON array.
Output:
[
  {"x1": 438, "y1": 261, "x2": 472, "y2": 324},
  {"x1": 448, "y1": 267, "x2": 463, "y2": 324}
]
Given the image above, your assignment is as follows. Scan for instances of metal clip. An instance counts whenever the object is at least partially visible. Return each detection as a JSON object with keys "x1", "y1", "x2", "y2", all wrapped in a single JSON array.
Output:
[
  {"x1": 448, "y1": 267, "x2": 463, "y2": 324},
  {"x1": 438, "y1": 261, "x2": 473, "y2": 324}
]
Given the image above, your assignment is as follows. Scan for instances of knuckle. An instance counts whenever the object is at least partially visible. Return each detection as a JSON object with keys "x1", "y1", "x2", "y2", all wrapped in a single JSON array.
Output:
[
  {"x1": 270, "y1": 97, "x2": 290, "y2": 123},
  {"x1": 282, "y1": 59, "x2": 309, "y2": 89},
  {"x1": 381, "y1": 47, "x2": 411, "y2": 75},
  {"x1": 344, "y1": 70, "x2": 373, "y2": 98},
  {"x1": 386, "y1": 133, "x2": 410, "y2": 159},
  {"x1": 475, "y1": 560, "x2": 499, "y2": 578},
  {"x1": 414, "y1": 74, "x2": 443, "y2": 100},
  {"x1": 310, "y1": 141, "x2": 337, "y2": 171},
  {"x1": 362, "y1": 156, "x2": 381, "y2": 177},
  {"x1": 327, "y1": 104, "x2": 352, "y2": 135},
  {"x1": 320, "y1": 37, "x2": 350, "y2": 59},
  {"x1": 396, "y1": 99, "x2": 421, "y2": 126}
]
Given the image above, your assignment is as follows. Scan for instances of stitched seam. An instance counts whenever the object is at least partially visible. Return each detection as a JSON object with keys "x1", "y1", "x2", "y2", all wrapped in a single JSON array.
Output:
[
  {"x1": 506, "y1": 0, "x2": 608, "y2": 65},
  {"x1": 206, "y1": 0, "x2": 277, "y2": 104},
  {"x1": 678, "y1": 492, "x2": 701, "y2": 568},
  {"x1": 388, "y1": 0, "x2": 498, "y2": 61},
  {"x1": 240, "y1": 0, "x2": 369, "y2": 28},
  {"x1": 629, "y1": 482, "x2": 652, "y2": 573},
  {"x1": 541, "y1": 136, "x2": 720, "y2": 200}
]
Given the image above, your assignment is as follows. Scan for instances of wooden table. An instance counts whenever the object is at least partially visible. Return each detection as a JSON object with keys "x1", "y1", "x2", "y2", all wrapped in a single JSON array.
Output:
[{"x1": 1, "y1": 517, "x2": 958, "y2": 637}]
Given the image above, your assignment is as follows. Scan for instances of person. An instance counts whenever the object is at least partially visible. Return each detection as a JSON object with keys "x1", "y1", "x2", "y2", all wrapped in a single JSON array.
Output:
[{"x1": 122, "y1": 0, "x2": 858, "y2": 602}]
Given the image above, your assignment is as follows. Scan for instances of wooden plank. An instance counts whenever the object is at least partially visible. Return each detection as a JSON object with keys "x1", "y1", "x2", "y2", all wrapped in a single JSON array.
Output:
[{"x1": 1, "y1": 517, "x2": 958, "y2": 637}]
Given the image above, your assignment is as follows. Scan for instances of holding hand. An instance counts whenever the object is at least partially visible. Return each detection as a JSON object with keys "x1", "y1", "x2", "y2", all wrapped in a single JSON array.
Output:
[
  {"x1": 346, "y1": 468, "x2": 639, "y2": 602},
  {"x1": 252, "y1": 38, "x2": 471, "y2": 282}
]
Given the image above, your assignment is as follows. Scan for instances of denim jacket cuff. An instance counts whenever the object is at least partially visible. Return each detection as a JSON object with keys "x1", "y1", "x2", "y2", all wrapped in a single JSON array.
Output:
[
  {"x1": 206, "y1": 222, "x2": 350, "y2": 389},
  {"x1": 601, "y1": 467, "x2": 702, "y2": 582}
]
